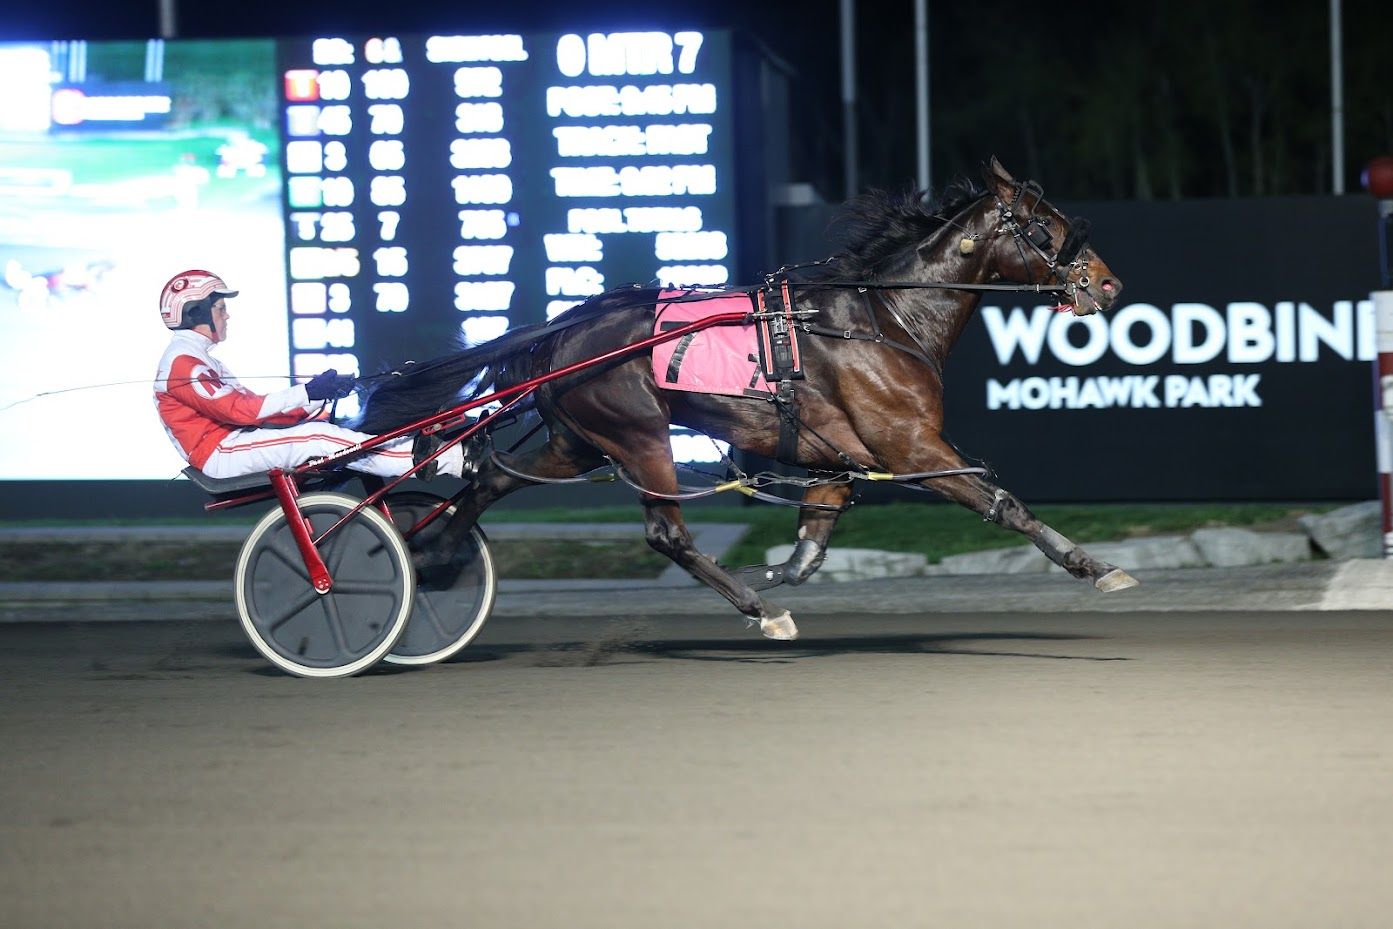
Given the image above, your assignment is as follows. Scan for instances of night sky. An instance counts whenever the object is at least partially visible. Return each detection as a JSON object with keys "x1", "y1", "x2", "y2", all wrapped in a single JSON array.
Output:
[{"x1": 2, "y1": 0, "x2": 1391, "y2": 199}]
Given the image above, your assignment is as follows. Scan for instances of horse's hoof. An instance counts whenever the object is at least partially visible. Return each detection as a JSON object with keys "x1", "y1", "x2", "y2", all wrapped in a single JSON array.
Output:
[
  {"x1": 759, "y1": 612, "x2": 799, "y2": 641},
  {"x1": 1095, "y1": 568, "x2": 1140, "y2": 592}
]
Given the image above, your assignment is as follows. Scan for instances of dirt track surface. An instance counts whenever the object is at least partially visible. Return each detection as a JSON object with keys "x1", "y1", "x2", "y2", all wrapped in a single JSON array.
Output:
[{"x1": 3, "y1": 610, "x2": 1391, "y2": 928}]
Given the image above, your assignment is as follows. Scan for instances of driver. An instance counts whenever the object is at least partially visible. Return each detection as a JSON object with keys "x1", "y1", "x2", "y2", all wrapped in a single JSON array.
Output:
[{"x1": 153, "y1": 269, "x2": 463, "y2": 480}]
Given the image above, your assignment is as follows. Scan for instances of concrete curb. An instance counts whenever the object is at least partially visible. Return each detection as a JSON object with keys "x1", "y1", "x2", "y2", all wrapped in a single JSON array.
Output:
[{"x1": 4, "y1": 559, "x2": 1393, "y2": 624}]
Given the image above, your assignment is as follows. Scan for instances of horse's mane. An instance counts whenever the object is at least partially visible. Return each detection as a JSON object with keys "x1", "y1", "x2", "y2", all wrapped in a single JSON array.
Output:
[{"x1": 817, "y1": 177, "x2": 986, "y2": 282}]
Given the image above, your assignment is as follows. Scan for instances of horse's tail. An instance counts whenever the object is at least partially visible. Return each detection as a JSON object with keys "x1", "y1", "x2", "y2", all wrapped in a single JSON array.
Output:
[
  {"x1": 354, "y1": 286, "x2": 661, "y2": 435},
  {"x1": 354, "y1": 324, "x2": 546, "y2": 434}
]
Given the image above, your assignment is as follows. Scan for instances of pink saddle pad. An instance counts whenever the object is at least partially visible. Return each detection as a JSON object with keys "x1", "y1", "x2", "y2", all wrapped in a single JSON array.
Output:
[{"x1": 652, "y1": 290, "x2": 772, "y2": 398}]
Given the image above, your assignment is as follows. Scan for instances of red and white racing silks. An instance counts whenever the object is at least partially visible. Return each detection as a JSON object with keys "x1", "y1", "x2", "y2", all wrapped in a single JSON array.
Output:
[
  {"x1": 155, "y1": 330, "x2": 313, "y2": 468},
  {"x1": 153, "y1": 329, "x2": 421, "y2": 479}
]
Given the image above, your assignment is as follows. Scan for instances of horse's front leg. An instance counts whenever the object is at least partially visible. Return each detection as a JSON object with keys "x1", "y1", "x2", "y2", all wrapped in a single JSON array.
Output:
[
  {"x1": 733, "y1": 482, "x2": 854, "y2": 589},
  {"x1": 897, "y1": 436, "x2": 1138, "y2": 591}
]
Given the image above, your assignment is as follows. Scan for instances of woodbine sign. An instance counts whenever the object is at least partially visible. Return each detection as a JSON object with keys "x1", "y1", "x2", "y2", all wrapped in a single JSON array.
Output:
[
  {"x1": 982, "y1": 298, "x2": 1374, "y2": 411},
  {"x1": 900, "y1": 195, "x2": 1380, "y2": 501}
]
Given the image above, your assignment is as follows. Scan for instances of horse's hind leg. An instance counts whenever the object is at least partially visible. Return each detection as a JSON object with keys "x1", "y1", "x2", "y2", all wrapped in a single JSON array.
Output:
[
  {"x1": 415, "y1": 425, "x2": 604, "y2": 583},
  {"x1": 614, "y1": 445, "x2": 799, "y2": 639},
  {"x1": 892, "y1": 435, "x2": 1138, "y2": 590}
]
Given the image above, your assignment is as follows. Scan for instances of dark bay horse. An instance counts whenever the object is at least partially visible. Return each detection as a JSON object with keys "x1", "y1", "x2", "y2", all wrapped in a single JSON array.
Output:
[{"x1": 359, "y1": 158, "x2": 1137, "y2": 639}]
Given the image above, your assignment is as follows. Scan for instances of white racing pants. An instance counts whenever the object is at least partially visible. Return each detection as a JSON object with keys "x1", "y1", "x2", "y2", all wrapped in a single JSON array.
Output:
[{"x1": 200, "y1": 421, "x2": 462, "y2": 480}]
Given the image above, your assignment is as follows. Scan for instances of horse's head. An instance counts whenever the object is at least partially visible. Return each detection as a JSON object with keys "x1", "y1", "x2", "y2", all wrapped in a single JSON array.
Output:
[{"x1": 972, "y1": 156, "x2": 1122, "y2": 315}]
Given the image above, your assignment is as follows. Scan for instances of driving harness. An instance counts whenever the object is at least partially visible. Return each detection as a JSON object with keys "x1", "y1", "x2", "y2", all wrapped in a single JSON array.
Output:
[{"x1": 755, "y1": 180, "x2": 1092, "y2": 467}]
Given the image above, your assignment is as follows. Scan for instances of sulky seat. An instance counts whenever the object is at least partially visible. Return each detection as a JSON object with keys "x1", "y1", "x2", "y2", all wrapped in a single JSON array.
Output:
[{"x1": 181, "y1": 466, "x2": 275, "y2": 494}]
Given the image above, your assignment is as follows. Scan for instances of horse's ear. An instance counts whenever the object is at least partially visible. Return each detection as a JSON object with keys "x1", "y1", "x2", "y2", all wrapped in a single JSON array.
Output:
[{"x1": 981, "y1": 156, "x2": 1015, "y2": 201}]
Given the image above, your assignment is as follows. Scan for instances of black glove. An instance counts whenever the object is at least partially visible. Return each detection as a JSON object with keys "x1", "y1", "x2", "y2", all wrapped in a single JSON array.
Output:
[{"x1": 304, "y1": 369, "x2": 357, "y2": 401}]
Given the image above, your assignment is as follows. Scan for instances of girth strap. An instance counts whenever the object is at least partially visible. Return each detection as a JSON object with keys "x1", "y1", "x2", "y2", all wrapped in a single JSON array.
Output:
[{"x1": 773, "y1": 380, "x2": 801, "y2": 464}]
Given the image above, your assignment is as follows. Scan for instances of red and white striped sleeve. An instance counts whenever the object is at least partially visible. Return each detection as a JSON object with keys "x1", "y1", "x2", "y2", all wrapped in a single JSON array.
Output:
[{"x1": 164, "y1": 354, "x2": 310, "y2": 426}]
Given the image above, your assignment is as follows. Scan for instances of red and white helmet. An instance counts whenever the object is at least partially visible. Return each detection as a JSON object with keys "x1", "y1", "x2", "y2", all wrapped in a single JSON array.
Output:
[{"x1": 159, "y1": 269, "x2": 239, "y2": 329}]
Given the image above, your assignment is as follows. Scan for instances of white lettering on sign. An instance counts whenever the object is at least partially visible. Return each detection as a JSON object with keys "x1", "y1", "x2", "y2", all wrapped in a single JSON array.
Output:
[
  {"x1": 554, "y1": 32, "x2": 704, "y2": 78},
  {"x1": 368, "y1": 140, "x2": 405, "y2": 171},
  {"x1": 367, "y1": 103, "x2": 403, "y2": 134},
  {"x1": 317, "y1": 105, "x2": 352, "y2": 135},
  {"x1": 454, "y1": 281, "x2": 514, "y2": 312},
  {"x1": 317, "y1": 70, "x2": 351, "y2": 100},
  {"x1": 426, "y1": 35, "x2": 528, "y2": 63},
  {"x1": 655, "y1": 231, "x2": 727, "y2": 261},
  {"x1": 455, "y1": 102, "x2": 504, "y2": 133},
  {"x1": 450, "y1": 138, "x2": 512, "y2": 169},
  {"x1": 362, "y1": 68, "x2": 410, "y2": 100},
  {"x1": 543, "y1": 233, "x2": 603, "y2": 262},
  {"x1": 458, "y1": 209, "x2": 507, "y2": 239},
  {"x1": 545, "y1": 84, "x2": 717, "y2": 118},
  {"x1": 320, "y1": 176, "x2": 354, "y2": 207},
  {"x1": 987, "y1": 374, "x2": 1263, "y2": 410},
  {"x1": 288, "y1": 212, "x2": 319, "y2": 241},
  {"x1": 565, "y1": 207, "x2": 705, "y2": 234},
  {"x1": 981, "y1": 300, "x2": 1375, "y2": 367},
  {"x1": 552, "y1": 123, "x2": 713, "y2": 157},
  {"x1": 369, "y1": 175, "x2": 406, "y2": 206},
  {"x1": 373, "y1": 282, "x2": 409, "y2": 312},
  {"x1": 285, "y1": 141, "x2": 323, "y2": 174},
  {"x1": 546, "y1": 266, "x2": 605, "y2": 297},
  {"x1": 452, "y1": 174, "x2": 513, "y2": 204},
  {"x1": 312, "y1": 38, "x2": 355, "y2": 66},
  {"x1": 452, "y1": 245, "x2": 514, "y2": 276},
  {"x1": 364, "y1": 37, "x2": 403, "y2": 64},
  {"x1": 322, "y1": 141, "x2": 347, "y2": 171},
  {"x1": 293, "y1": 317, "x2": 356, "y2": 350},
  {"x1": 376, "y1": 211, "x2": 399, "y2": 241},
  {"x1": 319, "y1": 211, "x2": 355, "y2": 242},
  {"x1": 454, "y1": 66, "x2": 503, "y2": 98},
  {"x1": 288, "y1": 246, "x2": 360, "y2": 280},
  {"x1": 50, "y1": 92, "x2": 173, "y2": 125},
  {"x1": 372, "y1": 246, "x2": 408, "y2": 277},
  {"x1": 623, "y1": 206, "x2": 703, "y2": 232},
  {"x1": 550, "y1": 165, "x2": 716, "y2": 197},
  {"x1": 656, "y1": 264, "x2": 728, "y2": 286}
]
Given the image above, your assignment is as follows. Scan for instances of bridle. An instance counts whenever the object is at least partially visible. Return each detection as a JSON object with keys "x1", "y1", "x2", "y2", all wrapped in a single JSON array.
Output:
[{"x1": 991, "y1": 180, "x2": 1094, "y2": 306}]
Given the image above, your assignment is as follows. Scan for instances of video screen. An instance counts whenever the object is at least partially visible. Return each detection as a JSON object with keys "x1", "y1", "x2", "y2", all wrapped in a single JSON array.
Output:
[{"x1": 0, "y1": 30, "x2": 737, "y2": 479}]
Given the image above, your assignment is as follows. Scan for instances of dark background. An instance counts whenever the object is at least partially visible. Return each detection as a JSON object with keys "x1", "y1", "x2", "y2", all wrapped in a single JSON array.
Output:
[{"x1": 4, "y1": 0, "x2": 1390, "y2": 202}]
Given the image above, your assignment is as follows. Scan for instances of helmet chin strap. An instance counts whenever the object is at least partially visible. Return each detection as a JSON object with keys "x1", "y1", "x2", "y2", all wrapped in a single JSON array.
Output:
[{"x1": 183, "y1": 294, "x2": 222, "y2": 342}]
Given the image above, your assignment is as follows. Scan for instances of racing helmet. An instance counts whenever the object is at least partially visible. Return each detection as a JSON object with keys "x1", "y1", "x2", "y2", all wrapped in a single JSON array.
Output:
[{"x1": 159, "y1": 269, "x2": 239, "y2": 330}]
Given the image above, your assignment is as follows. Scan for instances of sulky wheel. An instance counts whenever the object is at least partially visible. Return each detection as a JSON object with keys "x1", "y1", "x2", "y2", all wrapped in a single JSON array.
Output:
[
  {"x1": 235, "y1": 491, "x2": 415, "y2": 678},
  {"x1": 381, "y1": 491, "x2": 497, "y2": 666}
]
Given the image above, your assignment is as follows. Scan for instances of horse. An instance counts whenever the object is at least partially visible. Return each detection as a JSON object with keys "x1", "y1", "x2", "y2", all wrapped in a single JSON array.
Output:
[{"x1": 358, "y1": 157, "x2": 1137, "y2": 640}]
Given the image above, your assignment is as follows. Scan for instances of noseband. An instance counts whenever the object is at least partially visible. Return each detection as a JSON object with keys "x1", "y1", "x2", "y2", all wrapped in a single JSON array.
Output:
[{"x1": 994, "y1": 180, "x2": 1093, "y2": 295}]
